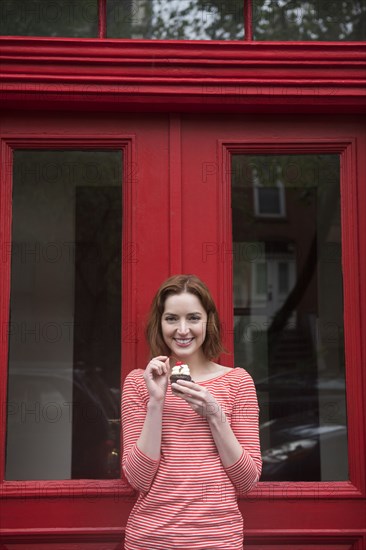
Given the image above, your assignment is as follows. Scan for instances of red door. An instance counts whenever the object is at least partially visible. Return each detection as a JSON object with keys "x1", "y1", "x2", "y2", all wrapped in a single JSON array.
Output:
[
  {"x1": 179, "y1": 112, "x2": 366, "y2": 548},
  {"x1": 1, "y1": 110, "x2": 365, "y2": 548}
]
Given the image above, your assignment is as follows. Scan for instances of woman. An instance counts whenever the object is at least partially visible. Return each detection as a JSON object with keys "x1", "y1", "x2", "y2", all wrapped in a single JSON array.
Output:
[{"x1": 121, "y1": 274, "x2": 262, "y2": 549}]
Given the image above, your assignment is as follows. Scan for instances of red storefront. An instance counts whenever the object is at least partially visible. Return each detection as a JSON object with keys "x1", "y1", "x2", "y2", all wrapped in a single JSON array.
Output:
[{"x1": 0, "y1": 1, "x2": 365, "y2": 548}]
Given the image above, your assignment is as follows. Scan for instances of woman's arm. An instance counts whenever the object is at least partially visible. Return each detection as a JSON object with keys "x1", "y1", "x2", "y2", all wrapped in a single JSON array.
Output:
[
  {"x1": 207, "y1": 404, "x2": 261, "y2": 495},
  {"x1": 207, "y1": 409, "x2": 248, "y2": 467},
  {"x1": 208, "y1": 370, "x2": 262, "y2": 495},
  {"x1": 174, "y1": 369, "x2": 261, "y2": 495},
  {"x1": 137, "y1": 398, "x2": 165, "y2": 460},
  {"x1": 121, "y1": 371, "x2": 164, "y2": 493}
]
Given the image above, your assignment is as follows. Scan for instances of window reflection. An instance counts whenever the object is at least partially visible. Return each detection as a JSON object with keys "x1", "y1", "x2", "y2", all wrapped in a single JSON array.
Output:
[
  {"x1": 107, "y1": 0, "x2": 244, "y2": 40},
  {"x1": 5, "y1": 151, "x2": 122, "y2": 480},
  {"x1": 0, "y1": 0, "x2": 98, "y2": 37},
  {"x1": 253, "y1": 0, "x2": 366, "y2": 41},
  {"x1": 232, "y1": 154, "x2": 348, "y2": 481}
]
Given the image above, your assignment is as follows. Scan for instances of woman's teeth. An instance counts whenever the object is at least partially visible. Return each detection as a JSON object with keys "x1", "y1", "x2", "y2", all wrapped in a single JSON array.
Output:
[{"x1": 175, "y1": 338, "x2": 193, "y2": 345}]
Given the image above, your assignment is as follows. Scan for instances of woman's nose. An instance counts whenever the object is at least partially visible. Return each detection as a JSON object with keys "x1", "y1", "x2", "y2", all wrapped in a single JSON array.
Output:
[{"x1": 177, "y1": 320, "x2": 189, "y2": 334}]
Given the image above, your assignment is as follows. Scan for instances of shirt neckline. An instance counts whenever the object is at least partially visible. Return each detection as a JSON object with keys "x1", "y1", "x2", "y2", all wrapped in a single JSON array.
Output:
[{"x1": 194, "y1": 367, "x2": 238, "y2": 384}]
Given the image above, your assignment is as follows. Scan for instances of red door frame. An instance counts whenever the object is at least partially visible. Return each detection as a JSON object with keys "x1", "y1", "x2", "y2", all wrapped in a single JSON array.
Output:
[
  {"x1": 179, "y1": 115, "x2": 366, "y2": 547},
  {"x1": 0, "y1": 35, "x2": 366, "y2": 548}
]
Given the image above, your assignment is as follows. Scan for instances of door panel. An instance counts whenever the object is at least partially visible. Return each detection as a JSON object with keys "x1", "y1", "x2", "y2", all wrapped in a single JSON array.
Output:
[
  {"x1": 181, "y1": 113, "x2": 366, "y2": 543},
  {"x1": 1, "y1": 111, "x2": 365, "y2": 547},
  {"x1": 0, "y1": 112, "x2": 170, "y2": 545}
]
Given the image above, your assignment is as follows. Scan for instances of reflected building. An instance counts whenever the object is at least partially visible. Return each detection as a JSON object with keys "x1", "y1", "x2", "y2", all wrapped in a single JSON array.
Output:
[{"x1": 231, "y1": 154, "x2": 347, "y2": 481}]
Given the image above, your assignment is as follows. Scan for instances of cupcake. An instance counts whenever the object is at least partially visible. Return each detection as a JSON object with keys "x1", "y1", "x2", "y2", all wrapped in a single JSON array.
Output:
[{"x1": 170, "y1": 361, "x2": 193, "y2": 385}]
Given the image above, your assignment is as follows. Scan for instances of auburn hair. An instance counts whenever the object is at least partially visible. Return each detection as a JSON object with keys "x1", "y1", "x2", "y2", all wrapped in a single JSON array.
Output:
[{"x1": 145, "y1": 274, "x2": 226, "y2": 360}]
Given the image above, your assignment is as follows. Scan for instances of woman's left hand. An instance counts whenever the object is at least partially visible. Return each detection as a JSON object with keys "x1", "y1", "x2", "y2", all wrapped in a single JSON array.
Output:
[{"x1": 171, "y1": 380, "x2": 223, "y2": 421}]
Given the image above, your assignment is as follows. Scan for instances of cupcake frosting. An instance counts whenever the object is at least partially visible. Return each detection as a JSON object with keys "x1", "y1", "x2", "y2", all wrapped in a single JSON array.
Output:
[{"x1": 171, "y1": 361, "x2": 190, "y2": 376}]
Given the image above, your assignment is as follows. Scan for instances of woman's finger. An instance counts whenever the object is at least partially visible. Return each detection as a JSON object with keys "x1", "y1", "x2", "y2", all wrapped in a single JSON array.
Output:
[
  {"x1": 148, "y1": 358, "x2": 168, "y2": 375},
  {"x1": 174, "y1": 381, "x2": 201, "y2": 395}
]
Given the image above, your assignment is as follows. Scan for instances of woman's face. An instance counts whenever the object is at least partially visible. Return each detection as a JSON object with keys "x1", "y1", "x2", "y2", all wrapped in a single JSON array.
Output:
[{"x1": 161, "y1": 292, "x2": 208, "y2": 362}]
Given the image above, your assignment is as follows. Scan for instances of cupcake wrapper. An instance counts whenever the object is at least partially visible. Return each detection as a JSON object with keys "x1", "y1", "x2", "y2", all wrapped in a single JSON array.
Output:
[{"x1": 170, "y1": 374, "x2": 192, "y2": 384}]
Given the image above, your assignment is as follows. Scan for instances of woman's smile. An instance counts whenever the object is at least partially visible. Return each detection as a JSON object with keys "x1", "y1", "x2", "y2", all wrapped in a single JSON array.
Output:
[
  {"x1": 161, "y1": 292, "x2": 207, "y2": 361},
  {"x1": 173, "y1": 337, "x2": 194, "y2": 347}
]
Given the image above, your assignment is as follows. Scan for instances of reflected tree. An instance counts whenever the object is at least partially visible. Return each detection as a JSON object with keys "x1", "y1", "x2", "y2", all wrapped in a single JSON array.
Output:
[
  {"x1": 253, "y1": 0, "x2": 366, "y2": 40},
  {"x1": 0, "y1": 0, "x2": 98, "y2": 37},
  {"x1": 107, "y1": 0, "x2": 244, "y2": 39}
]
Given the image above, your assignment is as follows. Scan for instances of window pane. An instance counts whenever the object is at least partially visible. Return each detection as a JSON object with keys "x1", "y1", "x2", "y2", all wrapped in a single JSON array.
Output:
[
  {"x1": 257, "y1": 187, "x2": 281, "y2": 215},
  {"x1": 107, "y1": 0, "x2": 244, "y2": 40},
  {"x1": 5, "y1": 151, "x2": 122, "y2": 480},
  {"x1": 232, "y1": 154, "x2": 348, "y2": 481},
  {"x1": 253, "y1": 0, "x2": 366, "y2": 41},
  {"x1": 255, "y1": 262, "x2": 267, "y2": 295},
  {"x1": 278, "y1": 261, "x2": 289, "y2": 294},
  {"x1": 0, "y1": 0, "x2": 98, "y2": 37}
]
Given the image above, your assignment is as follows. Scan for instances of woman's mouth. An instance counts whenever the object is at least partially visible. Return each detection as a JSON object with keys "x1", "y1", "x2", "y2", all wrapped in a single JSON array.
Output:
[{"x1": 173, "y1": 337, "x2": 194, "y2": 347}]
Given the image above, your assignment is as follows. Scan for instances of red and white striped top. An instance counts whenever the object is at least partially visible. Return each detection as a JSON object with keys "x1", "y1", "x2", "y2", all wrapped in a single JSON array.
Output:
[{"x1": 122, "y1": 367, "x2": 262, "y2": 550}]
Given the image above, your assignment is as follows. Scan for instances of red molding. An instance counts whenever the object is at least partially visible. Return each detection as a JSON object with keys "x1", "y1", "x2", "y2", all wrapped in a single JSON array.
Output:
[
  {"x1": 0, "y1": 527, "x2": 364, "y2": 546},
  {"x1": 169, "y1": 115, "x2": 183, "y2": 274},
  {"x1": 0, "y1": 38, "x2": 365, "y2": 112},
  {"x1": 98, "y1": 0, "x2": 107, "y2": 40},
  {"x1": 245, "y1": 530, "x2": 365, "y2": 546},
  {"x1": 0, "y1": 527, "x2": 125, "y2": 543},
  {"x1": 244, "y1": 0, "x2": 253, "y2": 42}
]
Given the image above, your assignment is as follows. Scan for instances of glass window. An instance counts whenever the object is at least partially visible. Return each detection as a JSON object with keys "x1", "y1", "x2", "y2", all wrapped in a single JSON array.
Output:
[
  {"x1": 0, "y1": 0, "x2": 98, "y2": 37},
  {"x1": 107, "y1": 0, "x2": 244, "y2": 40},
  {"x1": 278, "y1": 261, "x2": 289, "y2": 294},
  {"x1": 232, "y1": 154, "x2": 348, "y2": 481},
  {"x1": 5, "y1": 150, "x2": 122, "y2": 480},
  {"x1": 253, "y1": 0, "x2": 366, "y2": 41}
]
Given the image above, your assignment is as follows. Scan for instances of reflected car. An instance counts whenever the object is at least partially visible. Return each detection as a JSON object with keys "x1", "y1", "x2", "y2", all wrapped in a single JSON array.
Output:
[
  {"x1": 6, "y1": 366, "x2": 120, "y2": 480},
  {"x1": 255, "y1": 372, "x2": 348, "y2": 481}
]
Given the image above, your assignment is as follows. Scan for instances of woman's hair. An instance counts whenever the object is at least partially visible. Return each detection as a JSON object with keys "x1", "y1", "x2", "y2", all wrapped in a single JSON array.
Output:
[{"x1": 146, "y1": 274, "x2": 226, "y2": 360}]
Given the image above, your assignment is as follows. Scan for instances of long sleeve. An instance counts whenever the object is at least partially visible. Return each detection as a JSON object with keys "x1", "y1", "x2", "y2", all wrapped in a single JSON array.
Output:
[
  {"x1": 223, "y1": 369, "x2": 262, "y2": 496},
  {"x1": 121, "y1": 369, "x2": 160, "y2": 493}
]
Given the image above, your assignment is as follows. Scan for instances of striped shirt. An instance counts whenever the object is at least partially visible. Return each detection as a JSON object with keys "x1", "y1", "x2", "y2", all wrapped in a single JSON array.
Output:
[{"x1": 122, "y1": 366, "x2": 262, "y2": 550}]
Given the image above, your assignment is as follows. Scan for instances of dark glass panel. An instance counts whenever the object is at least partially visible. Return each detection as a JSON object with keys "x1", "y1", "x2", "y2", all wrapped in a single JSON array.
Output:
[
  {"x1": 253, "y1": 0, "x2": 366, "y2": 41},
  {"x1": 107, "y1": 0, "x2": 244, "y2": 40},
  {"x1": 232, "y1": 154, "x2": 348, "y2": 481},
  {"x1": 6, "y1": 150, "x2": 122, "y2": 480},
  {"x1": 257, "y1": 187, "x2": 282, "y2": 215},
  {"x1": 0, "y1": 0, "x2": 98, "y2": 37}
]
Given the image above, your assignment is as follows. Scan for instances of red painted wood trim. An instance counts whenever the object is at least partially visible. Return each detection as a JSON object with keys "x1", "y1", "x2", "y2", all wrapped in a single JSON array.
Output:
[
  {"x1": 0, "y1": 527, "x2": 125, "y2": 543},
  {"x1": 98, "y1": 0, "x2": 107, "y2": 39},
  {"x1": 217, "y1": 142, "x2": 234, "y2": 368},
  {"x1": 0, "y1": 39, "x2": 365, "y2": 111},
  {"x1": 219, "y1": 138, "x2": 366, "y2": 500},
  {"x1": 0, "y1": 479, "x2": 134, "y2": 498},
  {"x1": 244, "y1": 0, "x2": 253, "y2": 42},
  {"x1": 0, "y1": 527, "x2": 363, "y2": 545},
  {"x1": 245, "y1": 530, "x2": 365, "y2": 546},
  {"x1": 0, "y1": 135, "x2": 137, "y2": 498},
  {"x1": 339, "y1": 138, "x2": 366, "y2": 496},
  {"x1": 169, "y1": 115, "x2": 183, "y2": 274},
  {"x1": 121, "y1": 136, "x2": 138, "y2": 388}
]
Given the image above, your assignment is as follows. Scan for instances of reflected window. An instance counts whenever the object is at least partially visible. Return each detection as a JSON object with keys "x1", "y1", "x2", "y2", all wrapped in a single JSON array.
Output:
[
  {"x1": 0, "y1": 0, "x2": 98, "y2": 37},
  {"x1": 107, "y1": 0, "x2": 244, "y2": 40},
  {"x1": 5, "y1": 150, "x2": 122, "y2": 480},
  {"x1": 253, "y1": 0, "x2": 366, "y2": 41},
  {"x1": 232, "y1": 154, "x2": 348, "y2": 481}
]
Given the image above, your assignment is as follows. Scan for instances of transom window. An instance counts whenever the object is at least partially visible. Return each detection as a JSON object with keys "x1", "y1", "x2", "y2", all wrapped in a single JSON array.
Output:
[{"x1": 1, "y1": 0, "x2": 365, "y2": 40}]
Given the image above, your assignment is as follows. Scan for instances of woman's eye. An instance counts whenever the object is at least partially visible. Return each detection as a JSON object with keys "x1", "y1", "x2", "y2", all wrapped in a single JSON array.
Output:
[
  {"x1": 165, "y1": 316, "x2": 176, "y2": 322},
  {"x1": 189, "y1": 316, "x2": 201, "y2": 321}
]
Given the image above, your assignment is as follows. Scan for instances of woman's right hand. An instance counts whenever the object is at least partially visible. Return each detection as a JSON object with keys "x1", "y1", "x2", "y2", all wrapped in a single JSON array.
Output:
[{"x1": 143, "y1": 356, "x2": 171, "y2": 402}]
